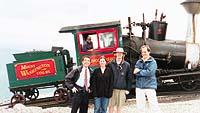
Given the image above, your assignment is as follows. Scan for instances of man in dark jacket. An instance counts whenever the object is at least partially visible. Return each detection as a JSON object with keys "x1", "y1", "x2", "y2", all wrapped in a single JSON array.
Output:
[
  {"x1": 65, "y1": 56, "x2": 93, "y2": 113},
  {"x1": 107, "y1": 48, "x2": 132, "y2": 113}
]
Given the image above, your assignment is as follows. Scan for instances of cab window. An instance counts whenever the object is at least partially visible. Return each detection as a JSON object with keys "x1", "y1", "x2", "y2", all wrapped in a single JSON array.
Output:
[
  {"x1": 78, "y1": 28, "x2": 118, "y2": 53},
  {"x1": 99, "y1": 32, "x2": 115, "y2": 48},
  {"x1": 79, "y1": 33, "x2": 98, "y2": 52}
]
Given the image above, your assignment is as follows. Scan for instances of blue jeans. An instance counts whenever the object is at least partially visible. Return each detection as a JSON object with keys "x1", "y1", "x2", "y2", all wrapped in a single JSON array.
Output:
[{"x1": 94, "y1": 97, "x2": 109, "y2": 113}]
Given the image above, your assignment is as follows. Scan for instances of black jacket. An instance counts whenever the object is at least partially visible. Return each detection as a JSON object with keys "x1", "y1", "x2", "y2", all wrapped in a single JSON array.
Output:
[
  {"x1": 65, "y1": 66, "x2": 93, "y2": 90},
  {"x1": 91, "y1": 67, "x2": 113, "y2": 98},
  {"x1": 107, "y1": 59, "x2": 132, "y2": 91}
]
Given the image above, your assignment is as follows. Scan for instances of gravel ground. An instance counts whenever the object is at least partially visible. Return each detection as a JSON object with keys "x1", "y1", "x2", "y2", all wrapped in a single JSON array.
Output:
[{"x1": 0, "y1": 93, "x2": 200, "y2": 113}]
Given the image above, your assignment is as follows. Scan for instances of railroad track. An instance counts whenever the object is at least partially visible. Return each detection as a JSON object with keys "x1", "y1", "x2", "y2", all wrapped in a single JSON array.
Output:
[
  {"x1": 1, "y1": 88, "x2": 200, "y2": 108},
  {"x1": 25, "y1": 97, "x2": 69, "y2": 108},
  {"x1": 157, "y1": 89, "x2": 200, "y2": 103}
]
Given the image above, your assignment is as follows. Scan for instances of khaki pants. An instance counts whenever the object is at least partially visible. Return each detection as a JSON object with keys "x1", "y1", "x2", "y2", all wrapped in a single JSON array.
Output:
[{"x1": 109, "y1": 89, "x2": 126, "y2": 107}]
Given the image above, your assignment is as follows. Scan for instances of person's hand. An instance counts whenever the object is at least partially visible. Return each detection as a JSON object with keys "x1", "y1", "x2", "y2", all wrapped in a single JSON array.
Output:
[
  {"x1": 125, "y1": 90, "x2": 129, "y2": 95},
  {"x1": 133, "y1": 68, "x2": 140, "y2": 74},
  {"x1": 88, "y1": 89, "x2": 91, "y2": 93},
  {"x1": 88, "y1": 49, "x2": 94, "y2": 51},
  {"x1": 72, "y1": 87, "x2": 78, "y2": 93}
]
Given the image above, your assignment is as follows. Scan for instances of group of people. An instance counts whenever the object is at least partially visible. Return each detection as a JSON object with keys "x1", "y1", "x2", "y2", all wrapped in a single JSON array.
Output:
[{"x1": 65, "y1": 45, "x2": 162, "y2": 113}]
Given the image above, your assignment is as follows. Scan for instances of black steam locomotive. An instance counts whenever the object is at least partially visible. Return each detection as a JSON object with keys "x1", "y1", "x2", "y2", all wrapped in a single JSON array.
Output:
[{"x1": 7, "y1": 11, "x2": 200, "y2": 106}]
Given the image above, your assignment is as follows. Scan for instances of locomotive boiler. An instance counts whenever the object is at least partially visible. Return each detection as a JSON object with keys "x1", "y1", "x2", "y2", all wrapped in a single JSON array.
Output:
[{"x1": 123, "y1": 32, "x2": 200, "y2": 70}]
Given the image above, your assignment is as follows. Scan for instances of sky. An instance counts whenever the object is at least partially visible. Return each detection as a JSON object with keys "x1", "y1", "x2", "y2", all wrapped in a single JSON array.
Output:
[{"x1": 0, "y1": 0, "x2": 194, "y2": 101}]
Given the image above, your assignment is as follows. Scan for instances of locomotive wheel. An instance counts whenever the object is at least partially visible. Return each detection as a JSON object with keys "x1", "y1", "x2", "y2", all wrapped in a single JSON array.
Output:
[
  {"x1": 54, "y1": 88, "x2": 69, "y2": 103},
  {"x1": 11, "y1": 94, "x2": 25, "y2": 106},
  {"x1": 26, "y1": 88, "x2": 39, "y2": 100},
  {"x1": 179, "y1": 76, "x2": 199, "y2": 91}
]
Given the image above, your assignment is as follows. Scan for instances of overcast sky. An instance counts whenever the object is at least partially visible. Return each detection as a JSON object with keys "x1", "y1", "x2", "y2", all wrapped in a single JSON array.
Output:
[
  {"x1": 0, "y1": 0, "x2": 196, "y2": 100},
  {"x1": 0, "y1": 0, "x2": 190, "y2": 52}
]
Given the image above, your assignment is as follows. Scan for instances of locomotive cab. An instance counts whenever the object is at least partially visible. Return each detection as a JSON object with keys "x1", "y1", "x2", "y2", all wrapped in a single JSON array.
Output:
[{"x1": 59, "y1": 21, "x2": 122, "y2": 68}]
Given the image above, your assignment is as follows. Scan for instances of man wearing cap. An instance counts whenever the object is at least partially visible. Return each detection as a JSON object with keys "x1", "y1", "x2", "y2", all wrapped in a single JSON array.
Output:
[{"x1": 107, "y1": 47, "x2": 132, "y2": 113}]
